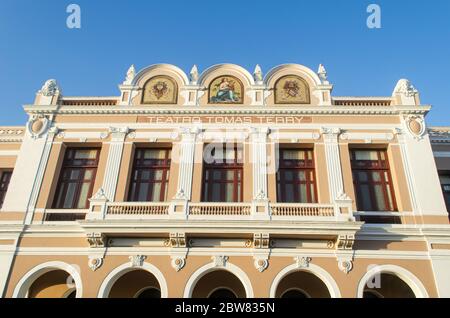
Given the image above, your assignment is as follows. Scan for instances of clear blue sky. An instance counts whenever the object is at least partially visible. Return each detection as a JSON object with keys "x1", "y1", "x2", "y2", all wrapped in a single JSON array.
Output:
[{"x1": 0, "y1": 0, "x2": 449, "y2": 126}]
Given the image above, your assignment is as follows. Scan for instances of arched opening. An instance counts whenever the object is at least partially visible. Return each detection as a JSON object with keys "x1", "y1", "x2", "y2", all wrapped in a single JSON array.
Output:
[
  {"x1": 28, "y1": 270, "x2": 76, "y2": 298},
  {"x1": 363, "y1": 273, "x2": 415, "y2": 298},
  {"x1": 135, "y1": 287, "x2": 161, "y2": 298},
  {"x1": 281, "y1": 288, "x2": 310, "y2": 298},
  {"x1": 108, "y1": 269, "x2": 162, "y2": 298},
  {"x1": 191, "y1": 270, "x2": 246, "y2": 298},
  {"x1": 363, "y1": 290, "x2": 384, "y2": 298},
  {"x1": 275, "y1": 271, "x2": 331, "y2": 298}
]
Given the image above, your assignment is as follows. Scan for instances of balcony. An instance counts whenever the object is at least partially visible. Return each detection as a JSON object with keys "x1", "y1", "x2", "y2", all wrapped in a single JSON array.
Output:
[{"x1": 53, "y1": 199, "x2": 353, "y2": 223}]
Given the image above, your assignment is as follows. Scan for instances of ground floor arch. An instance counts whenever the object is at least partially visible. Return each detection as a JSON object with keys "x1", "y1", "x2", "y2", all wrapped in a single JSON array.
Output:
[
  {"x1": 12, "y1": 261, "x2": 83, "y2": 298},
  {"x1": 184, "y1": 262, "x2": 254, "y2": 298},
  {"x1": 270, "y1": 263, "x2": 341, "y2": 298},
  {"x1": 357, "y1": 265, "x2": 429, "y2": 298},
  {"x1": 97, "y1": 262, "x2": 168, "y2": 298}
]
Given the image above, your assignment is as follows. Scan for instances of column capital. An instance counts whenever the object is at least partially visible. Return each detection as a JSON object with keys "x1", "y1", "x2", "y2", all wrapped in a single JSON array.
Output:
[
  {"x1": 249, "y1": 127, "x2": 270, "y2": 136},
  {"x1": 101, "y1": 126, "x2": 131, "y2": 142},
  {"x1": 172, "y1": 127, "x2": 203, "y2": 141},
  {"x1": 321, "y1": 127, "x2": 342, "y2": 143},
  {"x1": 321, "y1": 127, "x2": 342, "y2": 136}
]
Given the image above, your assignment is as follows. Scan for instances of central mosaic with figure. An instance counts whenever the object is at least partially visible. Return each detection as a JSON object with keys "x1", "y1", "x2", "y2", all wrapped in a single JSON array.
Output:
[{"x1": 209, "y1": 76, "x2": 243, "y2": 104}]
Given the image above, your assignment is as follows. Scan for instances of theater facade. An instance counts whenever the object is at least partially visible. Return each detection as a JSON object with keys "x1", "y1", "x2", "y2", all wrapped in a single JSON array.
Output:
[{"x1": 0, "y1": 63, "x2": 449, "y2": 298}]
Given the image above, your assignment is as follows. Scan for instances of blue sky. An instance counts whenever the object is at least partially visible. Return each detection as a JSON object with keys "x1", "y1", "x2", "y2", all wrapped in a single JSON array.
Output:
[{"x1": 0, "y1": 0, "x2": 449, "y2": 126}]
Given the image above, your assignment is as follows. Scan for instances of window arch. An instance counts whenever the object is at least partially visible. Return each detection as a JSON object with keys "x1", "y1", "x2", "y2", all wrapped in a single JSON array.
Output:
[
  {"x1": 142, "y1": 75, "x2": 178, "y2": 104},
  {"x1": 274, "y1": 75, "x2": 310, "y2": 104}
]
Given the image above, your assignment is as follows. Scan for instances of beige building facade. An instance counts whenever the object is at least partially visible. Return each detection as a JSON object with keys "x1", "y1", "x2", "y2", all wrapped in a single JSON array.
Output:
[{"x1": 0, "y1": 63, "x2": 449, "y2": 298}]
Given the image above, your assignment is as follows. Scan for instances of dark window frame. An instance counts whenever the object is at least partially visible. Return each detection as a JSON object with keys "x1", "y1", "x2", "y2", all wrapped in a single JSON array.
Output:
[
  {"x1": 201, "y1": 144, "x2": 243, "y2": 203},
  {"x1": 440, "y1": 172, "x2": 450, "y2": 212},
  {"x1": 350, "y1": 149, "x2": 398, "y2": 212},
  {"x1": 0, "y1": 170, "x2": 13, "y2": 209},
  {"x1": 128, "y1": 148, "x2": 172, "y2": 202},
  {"x1": 52, "y1": 148, "x2": 100, "y2": 209},
  {"x1": 276, "y1": 149, "x2": 318, "y2": 203}
]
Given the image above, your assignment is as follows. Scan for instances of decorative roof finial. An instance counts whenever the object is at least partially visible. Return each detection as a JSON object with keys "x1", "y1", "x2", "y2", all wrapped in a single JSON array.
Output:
[
  {"x1": 318, "y1": 64, "x2": 328, "y2": 82},
  {"x1": 124, "y1": 65, "x2": 136, "y2": 85},
  {"x1": 254, "y1": 64, "x2": 263, "y2": 83},
  {"x1": 190, "y1": 65, "x2": 199, "y2": 84},
  {"x1": 39, "y1": 79, "x2": 61, "y2": 97},
  {"x1": 393, "y1": 79, "x2": 418, "y2": 97}
]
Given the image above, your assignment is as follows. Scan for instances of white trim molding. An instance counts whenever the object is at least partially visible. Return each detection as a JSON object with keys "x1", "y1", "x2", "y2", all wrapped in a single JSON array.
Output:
[
  {"x1": 356, "y1": 264, "x2": 429, "y2": 298},
  {"x1": 97, "y1": 261, "x2": 168, "y2": 298},
  {"x1": 12, "y1": 261, "x2": 83, "y2": 298}
]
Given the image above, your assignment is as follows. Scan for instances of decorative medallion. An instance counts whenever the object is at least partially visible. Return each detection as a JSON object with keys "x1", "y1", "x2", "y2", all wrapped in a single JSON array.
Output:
[
  {"x1": 209, "y1": 76, "x2": 243, "y2": 104},
  {"x1": 338, "y1": 259, "x2": 353, "y2": 274},
  {"x1": 88, "y1": 256, "x2": 104, "y2": 272},
  {"x1": 142, "y1": 76, "x2": 178, "y2": 104},
  {"x1": 274, "y1": 75, "x2": 310, "y2": 104},
  {"x1": 171, "y1": 256, "x2": 186, "y2": 272},
  {"x1": 405, "y1": 115, "x2": 426, "y2": 139},
  {"x1": 27, "y1": 116, "x2": 50, "y2": 139},
  {"x1": 254, "y1": 257, "x2": 269, "y2": 273}
]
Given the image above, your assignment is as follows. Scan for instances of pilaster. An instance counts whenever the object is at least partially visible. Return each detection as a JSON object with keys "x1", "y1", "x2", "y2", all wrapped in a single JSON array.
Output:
[
  {"x1": 321, "y1": 127, "x2": 347, "y2": 203},
  {"x1": 101, "y1": 127, "x2": 129, "y2": 202},
  {"x1": 170, "y1": 127, "x2": 200, "y2": 219},
  {"x1": 250, "y1": 127, "x2": 270, "y2": 219}
]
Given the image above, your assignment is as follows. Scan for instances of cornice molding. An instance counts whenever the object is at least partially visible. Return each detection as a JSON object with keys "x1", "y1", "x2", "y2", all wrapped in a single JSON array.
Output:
[{"x1": 23, "y1": 105, "x2": 431, "y2": 116}]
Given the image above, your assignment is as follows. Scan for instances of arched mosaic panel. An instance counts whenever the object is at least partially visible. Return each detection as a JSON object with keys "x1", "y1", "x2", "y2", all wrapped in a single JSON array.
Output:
[
  {"x1": 274, "y1": 75, "x2": 310, "y2": 104},
  {"x1": 208, "y1": 76, "x2": 244, "y2": 104},
  {"x1": 142, "y1": 76, "x2": 178, "y2": 104}
]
